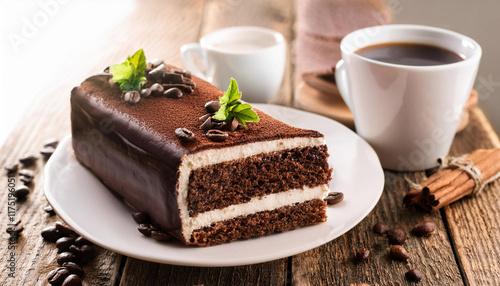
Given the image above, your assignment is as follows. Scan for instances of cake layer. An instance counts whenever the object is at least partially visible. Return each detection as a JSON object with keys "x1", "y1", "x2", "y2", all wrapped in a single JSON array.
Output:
[
  {"x1": 191, "y1": 199, "x2": 327, "y2": 246},
  {"x1": 188, "y1": 145, "x2": 331, "y2": 216}
]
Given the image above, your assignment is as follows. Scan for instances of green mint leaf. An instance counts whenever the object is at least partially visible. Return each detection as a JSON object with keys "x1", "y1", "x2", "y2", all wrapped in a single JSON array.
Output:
[
  {"x1": 109, "y1": 49, "x2": 147, "y2": 91},
  {"x1": 213, "y1": 103, "x2": 228, "y2": 121},
  {"x1": 213, "y1": 78, "x2": 260, "y2": 127}
]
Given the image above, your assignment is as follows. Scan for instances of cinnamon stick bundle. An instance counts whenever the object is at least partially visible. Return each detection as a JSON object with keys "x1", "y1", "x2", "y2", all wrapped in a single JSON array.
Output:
[{"x1": 404, "y1": 148, "x2": 500, "y2": 211}]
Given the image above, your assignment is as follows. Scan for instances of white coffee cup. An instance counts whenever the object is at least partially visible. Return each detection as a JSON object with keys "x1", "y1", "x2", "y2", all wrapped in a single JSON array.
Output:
[
  {"x1": 335, "y1": 25, "x2": 481, "y2": 171},
  {"x1": 180, "y1": 26, "x2": 286, "y2": 103}
]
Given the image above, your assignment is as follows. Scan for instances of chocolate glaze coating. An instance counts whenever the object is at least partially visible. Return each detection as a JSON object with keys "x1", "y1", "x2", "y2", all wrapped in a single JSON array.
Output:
[{"x1": 70, "y1": 68, "x2": 322, "y2": 243}]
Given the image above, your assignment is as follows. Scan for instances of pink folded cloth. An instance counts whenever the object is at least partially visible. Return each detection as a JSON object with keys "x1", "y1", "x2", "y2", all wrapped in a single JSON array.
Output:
[{"x1": 296, "y1": 0, "x2": 392, "y2": 76}]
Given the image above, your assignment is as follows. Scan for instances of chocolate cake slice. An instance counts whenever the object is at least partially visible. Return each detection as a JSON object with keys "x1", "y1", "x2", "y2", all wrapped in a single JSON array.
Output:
[{"x1": 71, "y1": 63, "x2": 332, "y2": 246}]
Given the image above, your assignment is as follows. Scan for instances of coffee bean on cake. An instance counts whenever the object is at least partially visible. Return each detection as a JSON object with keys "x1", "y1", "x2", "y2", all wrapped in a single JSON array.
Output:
[
  {"x1": 175, "y1": 128, "x2": 195, "y2": 142},
  {"x1": 324, "y1": 192, "x2": 344, "y2": 205},
  {"x1": 138, "y1": 224, "x2": 152, "y2": 236},
  {"x1": 200, "y1": 117, "x2": 214, "y2": 131},
  {"x1": 124, "y1": 91, "x2": 141, "y2": 105},
  {"x1": 373, "y1": 222, "x2": 387, "y2": 234},
  {"x1": 199, "y1": 113, "x2": 211, "y2": 122},
  {"x1": 140, "y1": 88, "x2": 152, "y2": 98},
  {"x1": 151, "y1": 230, "x2": 173, "y2": 241},
  {"x1": 206, "y1": 129, "x2": 228, "y2": 142},
  {"x1": 204, "y1": 101, "x2": 220, "y2": 113},
  {"x1": 411, "y1": 222, "x2": 436, "y2": 237},
  {"x1": 164, "y1": 87, "x2": 183, "y2": 99},
  {"x1": 150, "y1": 83, "x2": 164, "y2": 95}
]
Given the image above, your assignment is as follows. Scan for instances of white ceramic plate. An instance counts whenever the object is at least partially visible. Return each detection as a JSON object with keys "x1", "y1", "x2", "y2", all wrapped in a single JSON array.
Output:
[{"x1": 44, "y1": 104, "x2": 384, "y2": 267}]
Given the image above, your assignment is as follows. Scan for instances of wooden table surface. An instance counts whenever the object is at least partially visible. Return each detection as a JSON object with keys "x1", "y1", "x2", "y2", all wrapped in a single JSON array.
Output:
[{"x1": 2, "y1": 1, "x2": 500, "y2": 285}]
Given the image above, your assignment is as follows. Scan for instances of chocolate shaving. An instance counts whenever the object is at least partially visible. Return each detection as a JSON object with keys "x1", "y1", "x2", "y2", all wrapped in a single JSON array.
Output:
[{"x1": 146, "y1": 64, "x2": 195, "y2": 94}]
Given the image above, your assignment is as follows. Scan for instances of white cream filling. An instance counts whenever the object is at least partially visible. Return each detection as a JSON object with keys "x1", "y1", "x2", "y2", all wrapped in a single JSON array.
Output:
[{"x1": 176, "y1": 137, "x2": 328, "y2": 240}]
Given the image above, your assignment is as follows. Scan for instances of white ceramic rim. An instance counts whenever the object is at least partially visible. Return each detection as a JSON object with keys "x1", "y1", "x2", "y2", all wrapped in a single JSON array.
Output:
[
  {"x1": 340, "y1": 24, "x2": 482, "y2": 70},
  {"x1": 200, "y1": 26, "x2": 285, "y2": 55}
]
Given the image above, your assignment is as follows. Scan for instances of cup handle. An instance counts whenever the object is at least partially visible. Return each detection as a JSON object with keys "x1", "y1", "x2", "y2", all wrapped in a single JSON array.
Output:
[
  {"x1": 180, "y1": 43, "x2": 207, "y2": 80},
  {"x1": 335, "y1": 60, "x2": 353, "y2": 111}
]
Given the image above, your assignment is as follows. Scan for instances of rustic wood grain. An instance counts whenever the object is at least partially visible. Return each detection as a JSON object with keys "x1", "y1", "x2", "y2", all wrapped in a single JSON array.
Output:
[
  {"x1": 120, "y1": 257, "x2": 287, "y2": 286},
  {"x1": 292, "y1": 171, "x2": 463, "y2": 285},
  {"x1": 444, "y1": 107, "x2": 500, "y2": 286}
]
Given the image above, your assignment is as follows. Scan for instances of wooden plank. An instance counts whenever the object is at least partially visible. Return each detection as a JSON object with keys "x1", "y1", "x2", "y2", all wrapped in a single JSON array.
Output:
[
  {"x1": 444, "y1": 107, "x2": 500, "y2": 286},
  {"x1": 0, "y1": 0, "x2": 205, "y2": 284},
  {"x1": 120, "y1": 258, "x2": 287, "y2": 286},
  {"x1": 200, "y1": 0, "x2": 296, "y2": 106},
  {"x1": 292, "y1": 170, "x2": 463, "y2": 286}
]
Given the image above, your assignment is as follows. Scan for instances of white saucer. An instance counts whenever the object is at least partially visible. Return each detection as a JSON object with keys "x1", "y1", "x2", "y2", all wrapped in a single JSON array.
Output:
[{"x1": 44, "y1": 104, "x2": 384, "y2": 267}]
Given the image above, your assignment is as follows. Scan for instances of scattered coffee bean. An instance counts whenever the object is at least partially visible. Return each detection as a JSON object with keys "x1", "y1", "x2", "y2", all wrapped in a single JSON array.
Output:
[
  {"x1": 373, "y1": 222, "x2": 387, "y2": 234},
  {"x1": 62, "y1": 274, "x2": 83, "y2": 286},
  {"x1": 124, "y1": 91, "x2": 141, "y2": 105},
  {"x1": 411, "y1": 222, "x2": 436, "y2": 237},
  {"x1": 149, "y1": 58, "x2": 164, "y2": 68},
  {"x1": 175, "y1": 128, "x2": 195, "y2": 142},
  {"x1": 41, "y1": 226, "x2": 61, "y2": 242},
  {"x1": 5, "y1": 162, "x2": 18, "y2": 174},
  {"x1": 132, "y1": 211, "x2": 149, "y2": 224},
  {"x1": 19, "y1": 169, "x2": 34, "y2": 178},
  {"x1": 199, "y1": 113, "x2": 211, "y2": 122},
  {"x1": 405, "y1": 269, "x2": 422, "y2": 282},
  {"x1": 43, "y1": 205, "x2": 55, "y2": 215},
  {"x1": 164, "y1": 87, "x2": 183, "y2": 99},
  {"x1": 19, "y1": 154, "x2": 38, "y2": 166},
  {"x1": 355, "y1": 247, "x2": 370, "y2": 262},
  {"x1": 228, "y1": 118, "x2": 239, "y2": 132},
  {"x1": 6, "y1": 223, "x2": 24, "y2": 235},
  {"x1": 151, "y1": 230, "x2": 173, "y2": 242},
  {"x1": 204, "y1": 101, "x2": 220, "y2": 113},
  {"x1": 386, "y1": 226, "x2": 407, "y2": 245},
  {"x1": 57, "y1": 252, "x2": 78, "y2": 265},
  {"x1": 140, "y1": 88, "x2": 152, "y2": 98},
  {"x1": 77, "y1": 244, "x2": 96, "y2": 264},
  {"x1": 43, "y1": 138, "x2": 59, "y2": 148},
  {"x1": 390, "y1": 245, "x2": 409, "y2": 261},
  {"x1": 47, "y1": 267, "x2": 70, "y2": 285},
  {"x1": 150, "y1": 83, "x2": 164, "y2": 96},
  {"x1": 324, "y1": 192, "x2": 344, "y2": 205},
  {"x1": 69, "y1": 245, "x2": 82, "y2": 256},
  {"x1": 74, "y1": 236, "x2": 90, "y2": 247},
  {"x1": 62, "y1": 262, "x2": 84, "y2": 278},
  {"x1": 138, "y1": 224, "x2": 152, "y2": 236},
  {"x1": 56, "y1": 222, "x2": 77, "y2": 237},
  {"x1": 40, "y1": 146, "x2": 56, "y2": 159},
  {"x1": 56, "y1": 237, "x2": 75, "y2": 253},
  {"x1": 20, "y1": 175, "x2": 33, "y2": 185},
  {"x1": 206, "y1": 129, "x2": 228, "y2": 142},
  {"x1": 200, "y1": 117, "x2": 214, "y2": 131},
  {"x1": 14, "y1": 185, "x2": 30, "y2": 200}
]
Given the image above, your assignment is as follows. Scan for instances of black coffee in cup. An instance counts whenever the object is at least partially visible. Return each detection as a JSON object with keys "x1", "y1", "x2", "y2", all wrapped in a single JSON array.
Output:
[{"x1": 356, "y1": 42, "x2": 464, "y2": 66}]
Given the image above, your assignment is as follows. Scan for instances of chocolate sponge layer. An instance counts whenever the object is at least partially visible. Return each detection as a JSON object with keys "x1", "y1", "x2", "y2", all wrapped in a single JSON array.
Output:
[
  {"x1": 188, "y1": 146, "x2": 332, "y2": 216},
  {"x1": 191, "y1": 199, "x2": 327, "y2": 246}
]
